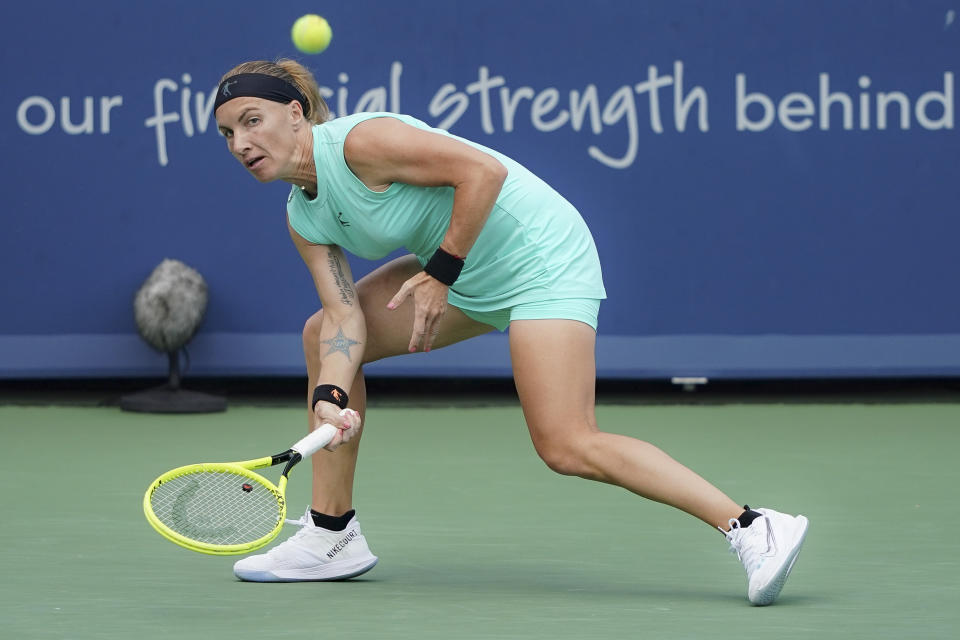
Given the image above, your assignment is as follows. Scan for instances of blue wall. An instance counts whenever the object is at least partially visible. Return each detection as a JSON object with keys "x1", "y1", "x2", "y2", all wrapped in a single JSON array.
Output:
[{"x1": 2, "y1": 1, "x2": 958, "y2": 379}]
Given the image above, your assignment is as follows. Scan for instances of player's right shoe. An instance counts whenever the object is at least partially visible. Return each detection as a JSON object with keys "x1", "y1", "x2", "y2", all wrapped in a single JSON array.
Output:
[
  {"x1": 233, "y1": 508, "x2": 378, "y2": 582},
  {"x1": 723, "y1": 507, "x2": 809, "y2": 606}
]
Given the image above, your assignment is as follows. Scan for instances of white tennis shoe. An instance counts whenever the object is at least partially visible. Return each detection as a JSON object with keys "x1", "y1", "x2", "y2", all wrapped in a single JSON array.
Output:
[
  {"x1": 233, "y1": 508, "x2": 378, "y2": 582},
  {"x1": 723, "y1": 507, "x2": 809, "y2": 605}
]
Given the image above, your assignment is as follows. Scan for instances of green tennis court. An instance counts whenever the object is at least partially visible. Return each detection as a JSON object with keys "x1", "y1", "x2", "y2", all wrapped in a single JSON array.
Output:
[{"x1": 1, "y1": 395, "x2": 957, "y2": 639}]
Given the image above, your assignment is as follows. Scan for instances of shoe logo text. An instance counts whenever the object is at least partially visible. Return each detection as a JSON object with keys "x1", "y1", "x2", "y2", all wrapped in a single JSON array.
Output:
[{"x1": 326, "y1": 530, "x2": 358, "y2": 559}]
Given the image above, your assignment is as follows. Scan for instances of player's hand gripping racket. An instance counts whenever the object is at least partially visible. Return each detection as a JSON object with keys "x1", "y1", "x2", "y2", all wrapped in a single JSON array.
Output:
[{"x1": 143, "y1": 419, "x2": 346, "y2": 555}]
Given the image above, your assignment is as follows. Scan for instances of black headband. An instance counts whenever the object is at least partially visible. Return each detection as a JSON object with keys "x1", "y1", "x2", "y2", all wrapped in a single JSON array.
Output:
[{"x1": 214, "y1": 73, "x2": 308, "y2": 114}]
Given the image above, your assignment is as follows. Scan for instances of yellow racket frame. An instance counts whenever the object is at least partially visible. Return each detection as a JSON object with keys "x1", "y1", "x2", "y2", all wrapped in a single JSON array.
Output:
[
  {"x1": 142, "y1": 457, "x2": 289, "y2": 556},
  {"x1": 143, "y1": 422, "x2": 340, "y2": 556}
]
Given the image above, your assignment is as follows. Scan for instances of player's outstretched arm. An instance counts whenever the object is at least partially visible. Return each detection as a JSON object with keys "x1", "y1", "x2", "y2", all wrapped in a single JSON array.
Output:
[
  {"x1": 344, "y1": 117, "x2": 507, "y2": 352},
  {"x1": 288, "y1": 222, "x2": 365, "y2": 446}
]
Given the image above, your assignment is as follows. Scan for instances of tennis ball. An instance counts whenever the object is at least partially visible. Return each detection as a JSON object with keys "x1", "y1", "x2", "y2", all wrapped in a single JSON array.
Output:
[{"x1": 292, "y1": 14, "x2": 332, "y2": 54}]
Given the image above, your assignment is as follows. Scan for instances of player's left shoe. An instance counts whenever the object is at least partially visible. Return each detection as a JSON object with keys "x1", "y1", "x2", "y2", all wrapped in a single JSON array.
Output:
[{"x1": 723, "y1": 507, "x2": 809, "y2": 606}]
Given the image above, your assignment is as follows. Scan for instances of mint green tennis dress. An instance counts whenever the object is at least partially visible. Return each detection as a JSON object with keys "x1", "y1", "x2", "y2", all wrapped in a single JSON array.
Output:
[{"x1": 286, "y1": 112, "x2": 606, "y2": 330}]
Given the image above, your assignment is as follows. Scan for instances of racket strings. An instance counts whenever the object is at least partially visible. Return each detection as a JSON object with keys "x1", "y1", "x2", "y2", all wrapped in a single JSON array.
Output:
[{"x1": 149, "y1": 469, "x2": 281, "y2": 546}]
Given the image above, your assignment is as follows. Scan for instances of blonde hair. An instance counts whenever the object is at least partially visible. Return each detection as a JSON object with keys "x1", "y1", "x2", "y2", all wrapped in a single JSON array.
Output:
[{"x1": 220, "y1": 59, "x2": 330, "y2": 124}]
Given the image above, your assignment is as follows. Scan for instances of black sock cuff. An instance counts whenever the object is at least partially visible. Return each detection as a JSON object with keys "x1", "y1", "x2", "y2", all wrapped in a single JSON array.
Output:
[
  {"x1": 310, "y1": 508, "x2": 356, "y2": 531},
  {"x1": 737, "y1": 505, "x2": 763, "y2": 528}
]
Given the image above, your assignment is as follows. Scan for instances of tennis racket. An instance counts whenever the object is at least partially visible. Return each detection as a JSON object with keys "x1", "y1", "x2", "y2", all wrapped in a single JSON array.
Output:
[{"x1": 143, "y1": 419, "x2": 345, "y2": 556}]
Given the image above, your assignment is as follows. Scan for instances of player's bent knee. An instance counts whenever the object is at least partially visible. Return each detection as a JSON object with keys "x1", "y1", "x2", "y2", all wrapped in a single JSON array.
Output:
[
  {"x1": 302, "y1": 310, "x2": 325, "y2": 349},
  {"x1": 533, "y1": 439, "x2": 592, "y2": 478}
]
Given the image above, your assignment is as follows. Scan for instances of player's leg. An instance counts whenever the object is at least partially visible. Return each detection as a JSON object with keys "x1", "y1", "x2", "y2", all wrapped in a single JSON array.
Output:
[
  {"x1": 509, "y1": 318, "x2": 808, "y2": 604},
  {"x1": 509, "y1": 318, "x2": 743, "y2": 528},
  {"x1": 305, "y1": 254, "x2": 493, "y2": 515},
  {"x1": 235, "y1": 255, "x2": 492, "y2": 582},
  {"x1": 303, "y1": 334, "x2": 364, "y2": 517}
]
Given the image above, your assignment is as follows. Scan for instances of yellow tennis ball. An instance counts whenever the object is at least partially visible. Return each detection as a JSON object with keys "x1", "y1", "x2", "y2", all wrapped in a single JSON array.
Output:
[{"x1": 291, "y1": 14, "x2": 332, "y2": 54}]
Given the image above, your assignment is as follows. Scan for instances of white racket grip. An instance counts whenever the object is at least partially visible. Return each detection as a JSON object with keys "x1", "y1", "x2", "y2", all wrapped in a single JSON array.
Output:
[{"x1": 291, "y1": 423, "x2": 338, "y2": 458}]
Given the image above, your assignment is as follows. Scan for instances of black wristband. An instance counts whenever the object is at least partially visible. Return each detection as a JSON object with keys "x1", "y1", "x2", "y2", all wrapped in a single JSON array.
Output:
[
  {"x1": 312, "y1": 384, "x2": 349, "y2": 410},
  {"x1": 423, "y1": 247, "x2": 465, "y2": 286}
]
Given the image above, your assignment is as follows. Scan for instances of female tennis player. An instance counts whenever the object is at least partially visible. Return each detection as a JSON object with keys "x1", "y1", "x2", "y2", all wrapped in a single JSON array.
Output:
[{"x1": 214, "y1": 59, "x2": 808, "y2": 605}]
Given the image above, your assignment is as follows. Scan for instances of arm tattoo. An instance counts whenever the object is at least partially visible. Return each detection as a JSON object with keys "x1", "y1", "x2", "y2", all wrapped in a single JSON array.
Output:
[
  {"x1": 321, "y1": 327, "x2": 362, "y2": 362},
  {"x1": 327, "y1": 252, "x2": 356, "y2": 306}
]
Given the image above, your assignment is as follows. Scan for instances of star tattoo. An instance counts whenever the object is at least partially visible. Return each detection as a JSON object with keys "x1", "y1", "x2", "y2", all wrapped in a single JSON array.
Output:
[{"x1": 321, "y1": 328, "x2": 361, "y2": 361}]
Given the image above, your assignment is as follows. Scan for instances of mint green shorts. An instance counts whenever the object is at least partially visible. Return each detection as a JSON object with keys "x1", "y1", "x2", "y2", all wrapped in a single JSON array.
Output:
[{"x1": 459, "y1": 298, "x2": 601, "y2": 332}]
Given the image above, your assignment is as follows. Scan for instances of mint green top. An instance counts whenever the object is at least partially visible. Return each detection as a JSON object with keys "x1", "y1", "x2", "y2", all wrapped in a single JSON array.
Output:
[{"x1": 286, "y1": 112, "x2": 605, "y2": 313}]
